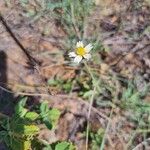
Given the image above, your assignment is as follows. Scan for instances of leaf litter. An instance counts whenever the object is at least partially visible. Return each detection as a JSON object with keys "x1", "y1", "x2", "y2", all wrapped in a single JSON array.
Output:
[{"x1": 0, "y1": 0, "x2": 150, "y2": 149}]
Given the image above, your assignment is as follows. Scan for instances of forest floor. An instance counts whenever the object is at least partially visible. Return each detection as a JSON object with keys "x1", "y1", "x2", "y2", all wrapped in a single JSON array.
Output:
[{"x1": 0, "y1": 0, "x2": 150, "y2": 150}]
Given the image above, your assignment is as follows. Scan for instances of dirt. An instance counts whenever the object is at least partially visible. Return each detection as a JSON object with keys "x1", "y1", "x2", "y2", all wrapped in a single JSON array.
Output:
[{"x1": 0, "y1": 0, "x2": 150, "y2": 150}]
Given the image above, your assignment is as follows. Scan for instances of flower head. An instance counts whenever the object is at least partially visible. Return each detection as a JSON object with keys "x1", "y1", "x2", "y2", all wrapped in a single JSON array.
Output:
[{"x1": 68, "y1": 41, "x2": 93, "y2": 63}]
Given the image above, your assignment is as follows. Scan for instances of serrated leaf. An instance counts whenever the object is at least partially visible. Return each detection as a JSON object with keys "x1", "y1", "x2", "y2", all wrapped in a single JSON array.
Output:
[
  {"x1": 43, "y1": 118, "x2": 52, "y2": 130},
  {"x1": 62, "y1": 82, "x2": 72, "y2": 92},
  {"x1": 40, "y1": 102, "x2": 49, "y2": 117},
  {"x1": 55, "y1": 142, "x2": 75, "y2": 150},
  {"x1": 0, "y1": 131, "x2": 7, "y2": 142},
  {"x1": 47, "y1": 79, "x2": 59, "y2": 86},
  {"x1": 18, "y1": 108, "x2": 28, "y2": 118},
  {"x1": 18, "y1": 97, "x2": 28, "y2": 107},
  {"x1": 3, "y1": 135, "x2": 10, "y2": 147},
  {"x1": 47, "y1": 108, "x2": 61, "y2": 129},
  {"x1": 23, "y1": 125, "x2": 39, "y2": 136},
  {"x1": 11, "y1": 138, "x2": 24, "y2": 150},
  {"x1": 43, "y1": 145, "x2": 53, "y2": 150},
  {"x1": 83, "y1": 90, "x2": 93, "y2": 98},
  {"x1": 24, "y1": 140, "x2": 31, "y2": 150},
  {"x1": 25, "y1": 112, "x2": 39, "y2": 121},
  {"x1": 12, "y1": 124, "x2": 39, "y2": 139},
  {"x1": 11, "y1": 140, "x2": 31, "y2": 150},
  {"x1": 0, "y1": 118, "x2": 9, "y2": 130},
  {"x1": 55, "y1": 142, "x2": 70, "y2": 150},
  {"x1": 15, "y1": 97, "x2": 28, "y2": 117}
]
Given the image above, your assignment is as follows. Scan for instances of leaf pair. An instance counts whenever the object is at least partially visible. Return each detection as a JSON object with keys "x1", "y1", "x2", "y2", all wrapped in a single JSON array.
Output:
[{"x1": 40, "y1": 102, "x2": 61, "y2": 129}]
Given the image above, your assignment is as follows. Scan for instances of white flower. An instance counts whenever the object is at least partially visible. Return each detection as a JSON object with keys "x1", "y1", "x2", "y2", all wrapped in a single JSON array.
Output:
[{"x1": 68, "y1": 41, "x2": 93, "y2": 63}]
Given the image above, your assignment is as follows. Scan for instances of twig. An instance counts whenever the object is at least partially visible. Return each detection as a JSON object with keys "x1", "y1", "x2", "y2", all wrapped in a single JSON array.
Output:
[
  {"x1": 0, "y1": 85, "x2": 50, "y2": 97},
  {"x1": 0, "y1": 83, "x2": 110, "y2": 120},
  {"x1": 85, "y1": 86, "x2": 96, "y2": 150}
]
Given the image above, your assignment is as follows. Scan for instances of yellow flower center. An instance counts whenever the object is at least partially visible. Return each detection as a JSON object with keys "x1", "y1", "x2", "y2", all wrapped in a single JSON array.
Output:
[{"x1": 76, "y1": 47, "x2": 86, "y2": 56}]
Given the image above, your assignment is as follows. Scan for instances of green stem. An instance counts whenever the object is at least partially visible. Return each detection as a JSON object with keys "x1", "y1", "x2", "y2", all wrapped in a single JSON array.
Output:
[
  {"x1": 85, "y1": 86, "x2": 96, "y2": 150},
  {"x1": 100, "y1": 108, "x2": 113, "y2": 150},
  {"x1": 84, "y1": 61, "x2": 101, "y2": 150},
  {"x1": 83, "y1": 61, "x2": 101, "y2": 92},
  {"x1": 83, "y1": 61, "x2": 95, "y2": 82}
]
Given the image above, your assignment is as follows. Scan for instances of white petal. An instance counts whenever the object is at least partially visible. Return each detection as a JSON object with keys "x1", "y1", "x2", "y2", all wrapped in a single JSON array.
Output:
[
  {"x1": 68, "y1": 52, "x2": 76, "y2": 57},
  {"x1": 85, "y1": 43, "x2": 93, "y2": 52},
  {"x1": 74, "y1": 55, "x2": 82, "y2": 63},
  {"x1": 83, "y1": 54, "x2": 91, "y2": 60},
  {"x1": 76, "y1": 41, "x2": 84, "y2": 48}
]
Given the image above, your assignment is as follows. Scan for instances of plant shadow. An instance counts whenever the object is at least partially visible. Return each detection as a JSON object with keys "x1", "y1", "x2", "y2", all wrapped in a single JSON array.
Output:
[{"x1": 0, "y1": 51, "x2": 15, "y2": 150}]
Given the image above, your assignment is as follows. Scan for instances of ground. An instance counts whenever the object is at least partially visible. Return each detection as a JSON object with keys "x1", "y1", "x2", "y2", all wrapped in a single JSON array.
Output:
[{"x1": 0, "y1": 0, "x2": 150, "y2": 150}]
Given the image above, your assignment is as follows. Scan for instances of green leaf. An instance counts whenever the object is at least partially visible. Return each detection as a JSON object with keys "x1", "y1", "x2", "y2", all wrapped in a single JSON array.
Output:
[
  {"x1": 11, "y1": 140, "x2": 31, "y2": 150},
  {"x1": 83, "y1": 90, "x2": 93, "y2": 98},
  {"x1": 25, "y1": 112, "x2": 39, "y2": 121},
  {"x1": 12, "y1": 123, "x2": 39, "y2": 139},
  {"x1": 40, "y1": 102, "x2": 49, "y2": 117},
  {"x1": 123, "y1": 85, "x2": 133, "y2": 100},
  {"x1": 22, "y1": 125, "x2": 39, "y2": 137},
  {"x1": 62, "y1": 82, "x2": 72, "y2": 93},
  {"x1": 43, "y1": 145, "x2": 53, "y2": 150},
  {"x1": 16, "y1": 108, "x2": 28, "y2": 118},
  {"x1": 48, "y1": 79, "x2": 59, "y2": 86},
  {"x1": 41, "y1": 107, "x2": 61, "y2": 130},
  {"x1": 0, "y1": 131, "x2": 7, "y2": 142},
  {"x1": 17, "y1": 97, "x2": 27, "y2": 107},
  {"x1": 47, "y1": 108, "x2": 61, "y2": 129},
  {"x1": 23, "y1": 140, "x2": 31, "y2": 150},
  {"x1": 130, "y1": 92, "x2": 139, "y2": 103},
  {"x1": 15, "y1": 97, "x2": 28, "y2": 117},
  {"x1": 43, "y1": 118, "x2": 52, "y2": 130},
  {"x1": 11, "y1": 138, "x2": 24, "y2": 150},
  {"x1": 55, "y1": 142, "x2": 75, "y2": 150},
  {"x1": 3, "y1": 135, "x2": 10, "y2": 147},
  {"x1": 47, "y1": 2, "x2": 62, "y2": 10},
  {"x1": 0, "y1": 118, "x2": 9, "y2": 130},
  {"x1": 55, "y1": 142, "x2": 69, "y2": 150}
]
